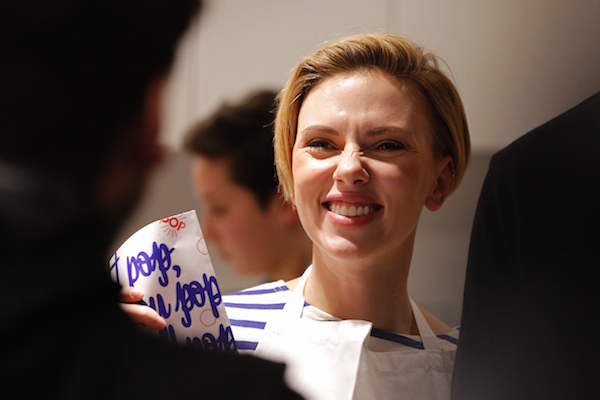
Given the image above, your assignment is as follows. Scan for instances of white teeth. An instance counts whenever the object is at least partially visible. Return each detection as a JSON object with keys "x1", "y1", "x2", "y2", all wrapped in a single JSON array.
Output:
[{"x1": 329, "y1": 202, "x2": 373, "y2": 217}]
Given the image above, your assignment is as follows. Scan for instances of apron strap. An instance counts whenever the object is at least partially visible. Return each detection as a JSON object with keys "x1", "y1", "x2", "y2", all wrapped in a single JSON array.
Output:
[
  {"x1": 286, "y1": 264, "x2": 312, "y2": 315},
  {"x1": 266, "y1": 265, "x2": 312, "y2": 334},
  {"x1": 278, "y1": 268, "x2": 443, "y2": 352},
  {"x1": 410, "y1": 298, "x2": 442, "y2": 351}
]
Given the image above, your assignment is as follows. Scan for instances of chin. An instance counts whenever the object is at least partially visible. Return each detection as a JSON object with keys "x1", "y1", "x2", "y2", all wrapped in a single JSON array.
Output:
[{"x1": 320, "y1": 237, "x2": 377, "y2": 260}]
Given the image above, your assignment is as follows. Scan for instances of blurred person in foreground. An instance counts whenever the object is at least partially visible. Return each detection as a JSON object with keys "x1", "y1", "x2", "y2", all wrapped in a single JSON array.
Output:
[
  {"x1": 0, "y1": 1, "x2": 301, "y2": 398},
  {"x1": 452, "y1": 92, "x2": 600, "y2": 400},
  {"x1": 183, "y1": 89, "x2": 312, "y2": 282}
]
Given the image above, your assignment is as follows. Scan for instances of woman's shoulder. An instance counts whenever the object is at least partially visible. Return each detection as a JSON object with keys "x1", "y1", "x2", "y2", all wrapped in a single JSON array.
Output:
[
  {"x1": 223, "y1": 280, "x2": 292, "y2": 353},
  {"x1": 416, "y1": 304, "x2": 454, "y2": 335}
]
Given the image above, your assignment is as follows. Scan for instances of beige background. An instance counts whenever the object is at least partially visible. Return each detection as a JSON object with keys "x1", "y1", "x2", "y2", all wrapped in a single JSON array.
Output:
[{"x1": 112, "y1": 0, "x2": 600, "y2": 326}]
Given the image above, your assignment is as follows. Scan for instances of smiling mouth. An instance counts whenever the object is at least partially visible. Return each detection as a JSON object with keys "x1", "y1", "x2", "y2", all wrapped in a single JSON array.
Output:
[{"x1": 323, "y1": 201, "x2": 383, "y2": 217}]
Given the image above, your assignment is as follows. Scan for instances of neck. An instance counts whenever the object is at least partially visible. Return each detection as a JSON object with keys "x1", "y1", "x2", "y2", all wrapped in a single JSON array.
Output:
[
  {"x1": 304, "y1": 233, "x2": 418, "y2": 334},
  {"x1": 267, "y1": 228, "x2": 312, "y2": 282},
  {"x1": 267, "y1": 255, "x2": 310, "y2": 282}
]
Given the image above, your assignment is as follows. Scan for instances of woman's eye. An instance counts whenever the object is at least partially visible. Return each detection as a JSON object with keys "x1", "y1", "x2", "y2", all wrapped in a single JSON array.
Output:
[
  {"x1": 374, "y1": 141, "x2": 404, "y2": 151},
  {"x1": 307, "y1": 139, "x2": 335, "y2": 150}
]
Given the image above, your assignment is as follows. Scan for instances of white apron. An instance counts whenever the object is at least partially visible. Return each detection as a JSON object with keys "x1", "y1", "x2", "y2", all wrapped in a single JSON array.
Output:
[{"x1": 256, "y1": 266, "x2": 455, "y2": 400}]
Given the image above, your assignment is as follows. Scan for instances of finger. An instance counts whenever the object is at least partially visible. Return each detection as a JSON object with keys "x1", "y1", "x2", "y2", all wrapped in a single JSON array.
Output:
[
  {"x1": 120, "y1": 286, "x2": 144, "y2": 303},
  {"x1": 120, "y1": 303, "x2": 167, "y2": 331}
]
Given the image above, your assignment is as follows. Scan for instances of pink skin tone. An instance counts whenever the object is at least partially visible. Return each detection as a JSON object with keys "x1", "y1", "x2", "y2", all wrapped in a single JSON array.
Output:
[{"x1": 291, "y1": 68, "x2": 453, "y2": 333}]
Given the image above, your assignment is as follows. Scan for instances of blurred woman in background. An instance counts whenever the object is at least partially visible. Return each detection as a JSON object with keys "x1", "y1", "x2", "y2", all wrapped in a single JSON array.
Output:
[{"x1": 183, "y1": 90, "x2": 312, "y2": 282}]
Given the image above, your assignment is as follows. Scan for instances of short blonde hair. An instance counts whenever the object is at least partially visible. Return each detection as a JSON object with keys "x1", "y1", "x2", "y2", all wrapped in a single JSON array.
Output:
[{"x1": 274, "y1": 33, "x2": 470, "y2": 202}]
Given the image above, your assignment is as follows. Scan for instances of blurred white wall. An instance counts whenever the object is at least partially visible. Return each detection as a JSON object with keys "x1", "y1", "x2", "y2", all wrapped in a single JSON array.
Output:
[
  {"x1": 390, "y1": 0, "x2": 600, "y2": 152},
  {"x1": 114, "y1": 0, "x2": 600, "y2": 326}
]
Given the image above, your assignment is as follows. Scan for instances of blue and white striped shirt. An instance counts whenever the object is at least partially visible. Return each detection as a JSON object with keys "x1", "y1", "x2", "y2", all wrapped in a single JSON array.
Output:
[{"x1": 224, "y1": 280, "x2": 459, "y2": 353}]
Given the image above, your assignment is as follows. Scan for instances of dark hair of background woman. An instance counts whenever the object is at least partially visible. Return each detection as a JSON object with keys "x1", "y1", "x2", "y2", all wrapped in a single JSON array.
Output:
[{"x1": 183, "y1": 89, "x2": 280, "y2": 208}]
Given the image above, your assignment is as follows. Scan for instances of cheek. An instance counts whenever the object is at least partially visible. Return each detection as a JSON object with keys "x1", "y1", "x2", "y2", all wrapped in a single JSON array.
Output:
[
  {"x1": 293, "y1": 182, "x2": 323, "y2": 245},
  {"x1": 290, "y1": 172, "x2": 313, "y2": 229},
  {"x1": 222, "y1": 214, "x2": 250, "y2": 241},
  {"x1": 292, "y1": 157, "x2": 308, "y2": 202},
  {"x1": 382, "y1": 162, "x2": 434, "y2": 206},
  {"x1": 231, "y1": 204, "x2": 266, "y2": 237},
  {"x1": 293, "y1": 168, "x2": 320, "y2": 221},
  {"x1": 372, "y1": 161, "x2": 407, "y2": 190},
  {"x1": 293, "y1": 153, "x2": 332, "y2": 192},
  {"x1": 293, "y1": 175, "x2": 311, "y2": 206}
]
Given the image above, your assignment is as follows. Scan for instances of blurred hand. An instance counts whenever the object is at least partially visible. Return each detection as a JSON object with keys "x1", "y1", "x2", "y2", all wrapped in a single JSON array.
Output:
[{"x1": 119, "y1": 286, "x2": 167, "y2": 331}]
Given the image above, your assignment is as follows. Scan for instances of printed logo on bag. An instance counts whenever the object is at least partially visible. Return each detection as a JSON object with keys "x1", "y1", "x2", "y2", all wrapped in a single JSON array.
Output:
[{"x1": 160, "y1": 215, "x2": 187, "y2": 240}]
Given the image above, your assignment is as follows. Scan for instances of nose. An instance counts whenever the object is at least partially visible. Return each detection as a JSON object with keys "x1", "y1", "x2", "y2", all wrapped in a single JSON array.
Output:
[{"x1": 332, "y1": 147, "x2": 369, "y2": 187}]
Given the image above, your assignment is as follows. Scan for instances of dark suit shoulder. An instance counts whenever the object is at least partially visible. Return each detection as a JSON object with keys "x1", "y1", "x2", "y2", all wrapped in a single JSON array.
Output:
[
  {"x1": 516, "y1": 91, "x2": 598, "y2": 148},
  {"x1": 492, "y1": 91, "x2": 600, "y2": 169}
]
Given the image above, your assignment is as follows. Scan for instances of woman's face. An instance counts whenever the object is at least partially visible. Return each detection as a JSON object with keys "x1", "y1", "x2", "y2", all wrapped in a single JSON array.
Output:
[
  {"x1": 191, "y1": 155, "x2": 286, "y2": 275},
  {"x1": 292, "y1": 69, "x2": 450, "y2": 264}
]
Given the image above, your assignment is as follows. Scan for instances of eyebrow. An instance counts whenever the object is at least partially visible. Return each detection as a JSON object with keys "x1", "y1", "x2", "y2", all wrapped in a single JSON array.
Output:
[
  {"x1": 299, "y1": 125, "x2": 338, "y2": 136},
  {"x1": 299, "y1": 125, "x2": 410, "y2": 137},
  {"x1": 366, "y1": 126, "x2": 411, "y2": 137}
]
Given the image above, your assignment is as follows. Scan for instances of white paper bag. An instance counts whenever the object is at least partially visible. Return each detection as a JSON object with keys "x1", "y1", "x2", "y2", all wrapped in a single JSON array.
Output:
[{"x1": 109, "y1": 210, "x2": 236, "y2": 352}]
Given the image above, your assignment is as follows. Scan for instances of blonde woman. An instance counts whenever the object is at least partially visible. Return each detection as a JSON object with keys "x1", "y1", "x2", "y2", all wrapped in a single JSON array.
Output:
[{"x1": 124, "y1": 33, "x2": 470, "y2": 400}]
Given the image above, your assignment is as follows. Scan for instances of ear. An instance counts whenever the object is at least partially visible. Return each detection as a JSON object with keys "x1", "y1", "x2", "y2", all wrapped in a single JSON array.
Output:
[{"x1": 425, "y1": 156, "x2": 455, "y2": 212}]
